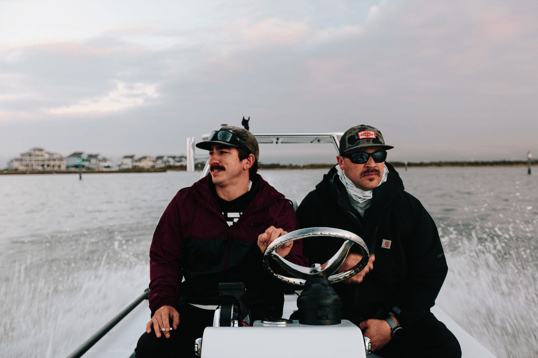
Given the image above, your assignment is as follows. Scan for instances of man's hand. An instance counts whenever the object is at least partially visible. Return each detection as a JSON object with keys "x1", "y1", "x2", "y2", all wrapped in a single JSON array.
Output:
[
  {"x1": 257, "y1": 226, "x2": 292, "y2": 257},
  {"x1": 146, "y1": 305, "x2": 180, "y2": 339},
  {"x1": 359, "y1": 318, "x2": 392, "y2": 351},
  {"x1": 338, "y1": 253, "x2": 375, "y2": 284}
]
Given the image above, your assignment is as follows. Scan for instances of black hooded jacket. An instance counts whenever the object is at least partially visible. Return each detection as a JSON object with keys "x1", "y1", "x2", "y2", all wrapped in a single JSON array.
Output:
[{"x1": 296, "y1": 163, "x2": 448, "y2": 329}]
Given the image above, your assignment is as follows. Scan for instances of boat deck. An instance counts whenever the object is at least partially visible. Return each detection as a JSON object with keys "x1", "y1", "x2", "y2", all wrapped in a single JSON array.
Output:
[{"x1": 82, "y1": 294, "x2": 494, "y2": 357}]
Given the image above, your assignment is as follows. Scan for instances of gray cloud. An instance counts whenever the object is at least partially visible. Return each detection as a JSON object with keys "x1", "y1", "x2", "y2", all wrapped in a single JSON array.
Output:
[{"x1": 1, "y1": 0, "x2": 537, "y2": 168}]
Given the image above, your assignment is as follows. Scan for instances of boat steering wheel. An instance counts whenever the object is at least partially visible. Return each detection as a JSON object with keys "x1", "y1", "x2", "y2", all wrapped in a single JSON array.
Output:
[{"x1": 262, "y1": 227, "x2": 370, "y2": 286}]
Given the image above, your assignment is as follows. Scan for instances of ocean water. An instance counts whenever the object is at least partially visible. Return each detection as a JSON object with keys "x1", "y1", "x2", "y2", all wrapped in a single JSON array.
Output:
[{"x1": 0, "y1": 167, "x2": 537, "y2": 357}]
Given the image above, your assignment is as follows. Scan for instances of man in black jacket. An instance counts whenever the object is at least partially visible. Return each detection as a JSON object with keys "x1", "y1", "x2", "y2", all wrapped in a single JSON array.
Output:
[{"x1": 296, "y1": 124, "x2": 461, "y2": 357}]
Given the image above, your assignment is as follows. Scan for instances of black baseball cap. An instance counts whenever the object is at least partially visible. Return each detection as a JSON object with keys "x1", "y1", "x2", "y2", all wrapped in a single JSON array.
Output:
[
  {"x1": 339, "y1": 124, "x2": 394, "y2": 155},
  {"x1": 196, "y1": 126, "x2": 259, "y2": 160}
]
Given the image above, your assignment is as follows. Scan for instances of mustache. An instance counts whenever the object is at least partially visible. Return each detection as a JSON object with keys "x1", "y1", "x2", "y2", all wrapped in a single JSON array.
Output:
[
  {"x1": 360, "y1": 168, "x2": 380, "y2": 177},
  {"x1": 210, "y1": 164, "x2": 225, "y2": 172}
]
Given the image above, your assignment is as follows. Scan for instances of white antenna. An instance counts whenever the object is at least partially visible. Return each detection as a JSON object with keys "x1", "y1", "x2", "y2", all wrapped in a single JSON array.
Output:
[{"x1": 187, "y1": 137, "x2": 195, "y2": 172}]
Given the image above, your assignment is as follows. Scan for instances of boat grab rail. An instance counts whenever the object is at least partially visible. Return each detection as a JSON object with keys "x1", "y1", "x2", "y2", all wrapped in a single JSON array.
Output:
[
  {"x1": 200, "y1": 131, "x2": 343, "y2": 177},
  {"x1": 65, "y1": 288, "x2": 149, "y2": 358}
]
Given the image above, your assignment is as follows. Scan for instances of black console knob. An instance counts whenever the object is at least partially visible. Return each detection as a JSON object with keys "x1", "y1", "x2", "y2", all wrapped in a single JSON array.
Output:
[{"x1": 297, "y1": 276, "x2": 342, "y2": 325}]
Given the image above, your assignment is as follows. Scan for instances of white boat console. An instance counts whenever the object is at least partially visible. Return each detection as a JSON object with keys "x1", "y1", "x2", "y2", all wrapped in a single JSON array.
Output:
[{"x1": 201, "y1": 319, "x2": 368, "y2": 358}]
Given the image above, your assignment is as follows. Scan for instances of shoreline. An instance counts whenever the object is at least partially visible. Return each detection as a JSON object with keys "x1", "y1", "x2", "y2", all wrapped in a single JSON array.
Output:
[
  {"x1": 391, "y1": 160, "x2": 536, "y2": 168},
  {"x1": 1, "y1": 160, "x2": 536, "y2": 175},
  {"x1": 261, "y1": 160, "x2": 537, "y2": 170},
  {"x1": 0, "y1": 168, "x2": 169, "y2": 175}
]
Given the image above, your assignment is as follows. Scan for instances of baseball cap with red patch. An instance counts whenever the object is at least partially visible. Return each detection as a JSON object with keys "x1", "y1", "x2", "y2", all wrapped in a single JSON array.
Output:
[{"x1": 339, "y1": 124, "x2": 394, "y2": 155}]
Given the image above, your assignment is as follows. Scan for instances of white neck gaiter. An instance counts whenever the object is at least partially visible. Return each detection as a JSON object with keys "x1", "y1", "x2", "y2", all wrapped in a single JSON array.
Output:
[{"x1": 337, "y1": 164, "x2": 389, "y2": 216}]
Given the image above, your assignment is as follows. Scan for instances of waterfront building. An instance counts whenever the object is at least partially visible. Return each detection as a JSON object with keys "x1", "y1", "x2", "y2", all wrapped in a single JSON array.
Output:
[
  {"x1": 66, "y1": 152, "x2": 84, "y2": 169},
  {"x1": 7, "y1": 158, "x2": 23, "y2": 170},
  {"x1": 86, "y1": 154, "x2": 113, "y2": 170},
  {"x1": 119, "y1": 155, "x2": 136, "y2": 170},
  {"x1": 7, "y1": 148, "x2": 66, "y2": 171},
  {"x1": 155, "y1": 155, "x2": 187, "y2": 168},
  {"x1": 133, "y1": 156, "x2": 156, "y2": 169},
  {"x1": 66, "y1": 152, "x2": 113, "y2": 170}
]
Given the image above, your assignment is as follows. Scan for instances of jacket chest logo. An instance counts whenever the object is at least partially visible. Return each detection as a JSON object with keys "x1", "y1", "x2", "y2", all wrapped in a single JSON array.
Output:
[
  {"x1": 222, "y1": 211, "x2": 242, "y2": 227},
  {"x1": 381, "y1": 239, "x2": 392, "y2": 249}
]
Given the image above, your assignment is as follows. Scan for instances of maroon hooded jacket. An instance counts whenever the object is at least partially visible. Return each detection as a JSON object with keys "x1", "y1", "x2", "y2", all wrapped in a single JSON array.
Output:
[{"x1": 148, "y1": 173, "x2": 307, "y2": 320}]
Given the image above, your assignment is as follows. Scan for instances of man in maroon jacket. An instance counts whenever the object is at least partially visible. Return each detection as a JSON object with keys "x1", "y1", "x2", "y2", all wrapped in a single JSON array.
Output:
[{"x1": 135, "y1": 126, "x2": 307, "y2": 358}]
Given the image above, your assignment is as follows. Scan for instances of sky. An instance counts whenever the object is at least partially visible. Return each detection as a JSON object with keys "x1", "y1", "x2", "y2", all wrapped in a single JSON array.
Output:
[{"x1": 1, "y1": 0, "x2": 537, "y2": 168}]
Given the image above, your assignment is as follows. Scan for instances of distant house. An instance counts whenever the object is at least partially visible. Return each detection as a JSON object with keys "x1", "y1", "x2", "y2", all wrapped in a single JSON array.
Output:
[
  {"x1": 155, "y1": 155, "x2": 187, "y2": 168},
  {"x1": 133, "y1": 156, "x2": 156, "y2": 169},
  {"x1": 155, "y1": 156, "x2": 170, "y2": 168},
  {"x1": 7, "y1": 158, "x2": 23, "y2": 170},
  {"x1": 173, "y1": 155, "x2": 187, "y2": 165},
  {"x1": 119, "y1": 155, "x2": 136, "y2": 170},
  {"x1": 66, "y1": 152, "x2": 84, "y2": 169},
  {"x1": 86, "y1": 154, "x2": 113, "y2": 170},
  {"x1": 7, "y1": 148, "x2": 66, "y2": 170},
  {"x1": 65, "y1": 152, "x2": 113, "y2": 170}
]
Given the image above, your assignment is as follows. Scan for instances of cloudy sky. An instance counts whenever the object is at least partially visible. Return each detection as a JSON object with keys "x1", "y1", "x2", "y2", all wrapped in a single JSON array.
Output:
[{"x1": 1, "y1": 0, "x2": 537, "y2": 167}]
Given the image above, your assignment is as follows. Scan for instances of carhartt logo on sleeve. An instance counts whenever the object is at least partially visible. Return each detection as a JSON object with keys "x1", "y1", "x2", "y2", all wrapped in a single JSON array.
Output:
[
  {"x1": 381, "y1": 239, "x2": 392, "y2": 249},
  {"x1": 358, "y1": 130, "x2": 376, "y2": 139}
]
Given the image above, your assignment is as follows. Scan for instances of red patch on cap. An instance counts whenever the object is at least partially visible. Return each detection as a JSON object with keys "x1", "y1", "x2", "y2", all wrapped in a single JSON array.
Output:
[{"x1": 358, "y1": 130, "x2": 376, "y2": 139}]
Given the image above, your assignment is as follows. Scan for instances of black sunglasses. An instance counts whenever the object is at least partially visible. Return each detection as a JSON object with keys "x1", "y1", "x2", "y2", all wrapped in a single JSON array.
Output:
[
  {"x1": 209, "y1": 130, "x2": 249, "y2": 152},
  {"x1": 345, "y1": 151, "x2": 387, "y2": 164}
]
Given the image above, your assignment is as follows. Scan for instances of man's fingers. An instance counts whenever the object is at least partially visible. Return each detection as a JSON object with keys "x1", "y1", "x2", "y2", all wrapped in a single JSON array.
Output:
[
  {"x1": 159, "y1": 311, "x2": 172, "y2": 338},
  {"x1": 258, "y1": 226, "x2": 289, "y2": 253},
  {"x1": 368, "y1": 254, "x2": 376, "y2": 268},
  {"x1": 152, "y1": 319, "x2": 162, "y2": 338},
  {"x1": 270, "y1": 228, "x2": 284, "y2": 246},
  {"x1": 149, "y1": 306, "x2": 180, "y2": 338},
  {"x1": 275, "y1": 241, "x2": 293, "y2": 257},
  {"x1": 257, "y1": 227, "x2": 274, "y2": 252},
  {"x1": 146, "y1": 320, "x2": 152, "y2": 333},
  {"x1": 270, "y1": 228, "x2": 286, "y2": 241},
  {"x1": 264, "y1": 226, "x2": 276, "y2": 237},
  {"x1": 154, "y1": 309, "x2": 167, "y2": 338},
  {"x1": 266, "y1": 226, "x2": 287, "y2": 243},
  {"x1": 340, "y1": 252, "x2": 377, "y2": 283},
  {"x1": 172, "y1": 311, "x2": 180, "y2": 330}
]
